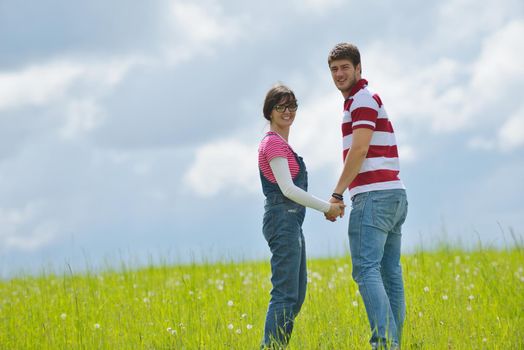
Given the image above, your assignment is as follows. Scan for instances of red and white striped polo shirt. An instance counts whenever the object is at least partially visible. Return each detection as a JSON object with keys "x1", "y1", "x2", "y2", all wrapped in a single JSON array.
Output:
[{"x1": 342, "y1": 79, "x2": 405, "y2": 198}]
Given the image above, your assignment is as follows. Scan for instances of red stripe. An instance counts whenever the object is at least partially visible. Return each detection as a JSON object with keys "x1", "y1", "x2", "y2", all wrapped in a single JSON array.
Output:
[
  {"x1": 344, "y1": 99, "x2": 353, "y2": 111},
  {"x1": 342, "y1": 122, "x2": 352, "y2": 135},
  {"x1": 352, "y1": 107, "x2": 378, "y2": 122},
  {"x1": 366, "y1": 145, "x2": 399, "y2": 158},
  {"x1": 344, "y1": 120, "x2": 393, "y2": 137},
  {"x1": 375, "y1": 119, "x2": 393, "y2": 132},
  {"x1": 372, "y1": 94, "x2": 383, "y2": 107},
  {"x1": 350, "y1": 170, "x2": 400, "y2": 188}
]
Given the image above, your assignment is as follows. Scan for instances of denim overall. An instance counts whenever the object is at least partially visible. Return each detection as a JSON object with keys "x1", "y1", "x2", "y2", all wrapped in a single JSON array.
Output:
[{"x1": 259, "y1": 134, "x2": 308, "y2": 347}]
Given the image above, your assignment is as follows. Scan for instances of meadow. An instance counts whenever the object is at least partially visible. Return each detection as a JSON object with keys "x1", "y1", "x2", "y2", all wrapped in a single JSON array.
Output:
[{"x1": 1, "y1": 247, "x2": 523, "y2": 349}]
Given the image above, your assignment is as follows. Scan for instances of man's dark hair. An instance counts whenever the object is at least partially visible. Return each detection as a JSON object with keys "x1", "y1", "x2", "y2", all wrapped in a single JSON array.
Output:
[
  {"x1": 328, "y1": 42, "x2": 361, "y2": 72},
  {"x1": 262, "y1": 84, "x2": 297, "y2": 121}
]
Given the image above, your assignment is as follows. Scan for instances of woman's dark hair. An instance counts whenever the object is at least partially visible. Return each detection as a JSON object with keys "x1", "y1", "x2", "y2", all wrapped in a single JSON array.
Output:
[{"x1": 262, "y1": 84, "x2": 297, "y2": 121}]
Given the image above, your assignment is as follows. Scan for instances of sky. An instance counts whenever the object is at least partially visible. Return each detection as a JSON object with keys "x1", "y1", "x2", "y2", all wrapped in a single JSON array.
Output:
[{"x1": 1, "y1": 0, "x2": 523, "y2": 278}]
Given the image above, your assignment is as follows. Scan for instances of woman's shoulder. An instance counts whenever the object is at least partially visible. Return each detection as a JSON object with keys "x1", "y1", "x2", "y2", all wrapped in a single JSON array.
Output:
[{"x1": 259, "y1": 132, "x2": 290, "y2": 154}]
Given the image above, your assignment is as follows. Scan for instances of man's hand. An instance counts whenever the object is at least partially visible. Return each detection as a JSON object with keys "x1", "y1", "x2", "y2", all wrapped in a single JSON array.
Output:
[{"x1": 325, "y1": 197, "x2": 345, "y2": 222}]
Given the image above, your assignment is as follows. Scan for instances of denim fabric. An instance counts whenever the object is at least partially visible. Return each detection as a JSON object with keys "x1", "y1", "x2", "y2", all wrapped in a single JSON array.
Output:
[
  {"x1": 348, "y1": 189, "x2": 408, "y2": 349},
  {"x1": 259, "y1": 137, "x2": 308, "y2": 348}
]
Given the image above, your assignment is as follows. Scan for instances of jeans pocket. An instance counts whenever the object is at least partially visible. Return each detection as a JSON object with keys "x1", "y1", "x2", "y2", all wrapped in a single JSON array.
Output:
[{"x1": 371, "y1": 198, "x2": 399, "y2": 232}]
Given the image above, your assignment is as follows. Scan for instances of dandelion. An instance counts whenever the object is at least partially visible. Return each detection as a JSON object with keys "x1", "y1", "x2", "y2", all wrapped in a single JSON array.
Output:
[
  {"x1": 167, "y1": 327, "x2": 172, "y2": 332},
  {"x1": 468, "y1": 295, "x2": 475, "y2": 300},
  {"x1": 311, "y1": 271, "x2": 322, "y2": 280},
  {"x1": 228, "y1": 324, "x2": 234, "y2": 330},
  {"x1": 241, "y1": 313, "x2": 248, "y2": 319},
  {"x1": 94, "y1": 323, "x2": 100, "y2": 330},
  {"x1": 337, "y1": 267, "x2": 344, "y2": 273},
  {"x1": 60, "y1": 313, "x2": 67, "y2": 320},
  {"x1": 442, "y1": 295, "x2": 448, "y2": 300},
  {"x1": 217, "y1": 284, "x2": 224, "y2": 291},
  {"x1": 418, "y1": 312, "x2": 423, "y2": 318},
  {"x1": 247, "y1": 324, "x2": 253, "y2": 330},
  {"x1": 236, "y1": 329, "x2": 242, "y2": 334},
  {"x1": 455, "y1": 274, "x2": 460, "y2": 281},
  {"x1": 482, "y1": 338, "x2": 487, "y2": 343},
  {"x1": 188, "y1": 290, "x2": 194, "y2": 295},
  {"x1": 466, "y1": 305, "x2": 472, "y2": 312},
  {"x1": 423, "y1": 286, "x2": 430, "y2": 292},
  {"x1": 143, "y1": 297, "x2": 150, "y2": 303},
  {"x1": 227, "y1": 300, "x2": 234, "y2": 307},
  {"x1": 171, "y1": 329, "x2": 177, "y2": 335},
  {"x1": 352, "y1": 301, "x2": 358, "y2": 307}
]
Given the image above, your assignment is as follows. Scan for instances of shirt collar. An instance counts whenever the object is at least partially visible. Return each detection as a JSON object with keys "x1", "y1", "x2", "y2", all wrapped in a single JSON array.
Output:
[{"x1": 346, "y1": 79, "x2": 368, "y2": 100}]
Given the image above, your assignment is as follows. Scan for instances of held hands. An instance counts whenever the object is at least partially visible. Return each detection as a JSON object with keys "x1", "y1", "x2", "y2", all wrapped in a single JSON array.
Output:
[{"x1": 325, "y1": 197, "x2": 345, "y2": 222}]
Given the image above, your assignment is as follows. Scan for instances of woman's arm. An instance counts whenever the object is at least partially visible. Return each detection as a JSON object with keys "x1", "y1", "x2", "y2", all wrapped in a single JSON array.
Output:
[{"x1": 270, "y1": 157, "x2": 331, "y2": 213}]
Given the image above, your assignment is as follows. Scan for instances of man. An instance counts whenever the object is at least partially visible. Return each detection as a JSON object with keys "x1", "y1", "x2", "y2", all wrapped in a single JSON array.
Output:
[{"x1": 326, "y1": 42, "x2": 408, "y2": 350}]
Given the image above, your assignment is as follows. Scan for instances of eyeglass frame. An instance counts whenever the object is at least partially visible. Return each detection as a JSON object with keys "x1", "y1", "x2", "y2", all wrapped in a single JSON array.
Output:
[{"x1": 273, "y1": 103, "x2": 298, "y2": 113}]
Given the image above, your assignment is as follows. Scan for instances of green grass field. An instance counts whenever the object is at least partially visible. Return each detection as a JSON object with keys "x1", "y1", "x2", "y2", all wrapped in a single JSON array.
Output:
[{"x1": 1, "y1": 248, "x2": 523, "y2": 349}]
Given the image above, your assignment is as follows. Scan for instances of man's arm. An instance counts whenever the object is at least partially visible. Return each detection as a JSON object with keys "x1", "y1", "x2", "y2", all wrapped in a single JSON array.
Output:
[{"x1": 333, "y1": 128, "x2": 373, "y2": 196}]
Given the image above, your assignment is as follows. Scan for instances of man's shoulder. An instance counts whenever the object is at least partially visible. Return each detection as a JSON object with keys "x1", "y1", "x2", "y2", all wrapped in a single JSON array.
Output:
[{"x1": 351, "y1": 87, "x2": 380, "y2": 110}]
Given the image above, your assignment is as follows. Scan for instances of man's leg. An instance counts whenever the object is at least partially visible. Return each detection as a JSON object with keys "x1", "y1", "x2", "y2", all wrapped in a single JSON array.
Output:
[
  {"x1": 381, "y1": 193, "x2": 407, "y2": 345},
  {"x1": 381, "y1": 232, "x2": 405, "y2": 346},
  {"x1": 349, "y1": 192, "x2": 398, "y2": 347}
]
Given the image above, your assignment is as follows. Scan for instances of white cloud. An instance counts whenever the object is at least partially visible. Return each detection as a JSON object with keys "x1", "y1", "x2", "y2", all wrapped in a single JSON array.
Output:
[
  {"x1": 0, "y1": 202, "x2": 60, "y2": 252},
  {"x1": 498, "y1": 107, "x2": 524, "y2": 151},
  {"x1": 294, "y1": 0, "x2": 344, "y2": 13},
  {"x1": 0, "y1": 58, "x2": 138, "y2": 112},
  {"x1": 166, "y1": 1, "x2": 248, "y2": 64},
  {"x1": 470, "y1": 19, "x2": 524, "y2": 98},
  {"x1": 291, "y1": 90, "x2": 343, "y2": 169},
  {"x1": 365, "y1": 18, "x2": 524, "y2": 140},
  {"x1": 59, "y1": 99, "x2": 105, "y2": 139},
  {"x1": 467, "y1": 136, "x2": 496, "y2": 151},
  {"x1": 436, "y1": 0, "x2": 523, "y2": 44},
  {"x1": 0, "y1": 62, "x2": 83, "y2": 111},
  {"x1": 183, "y1": 138, "x2": 259, "y2": 197}
]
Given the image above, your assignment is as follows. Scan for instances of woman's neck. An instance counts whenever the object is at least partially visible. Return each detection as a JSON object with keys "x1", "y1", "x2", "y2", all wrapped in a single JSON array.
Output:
[{"x1": 269, "y1": 125, "x2": 290, "y2": 142}]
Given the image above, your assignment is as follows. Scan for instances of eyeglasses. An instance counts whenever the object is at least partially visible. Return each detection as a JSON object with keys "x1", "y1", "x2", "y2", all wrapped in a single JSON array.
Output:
[{"x1": 274, "y1": 104, "x2": 298, "y2": 113}]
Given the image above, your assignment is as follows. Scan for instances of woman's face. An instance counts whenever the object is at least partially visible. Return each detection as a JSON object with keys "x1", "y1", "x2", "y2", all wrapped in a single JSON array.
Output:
[{"x1": 270, "y1": 97, "x2": 298, "y2": 129}]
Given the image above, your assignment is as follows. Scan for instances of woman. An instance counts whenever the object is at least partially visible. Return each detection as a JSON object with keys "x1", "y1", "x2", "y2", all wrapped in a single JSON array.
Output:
[{"x1": 258, "y1": 84, "x2": 344, "y2": 347}]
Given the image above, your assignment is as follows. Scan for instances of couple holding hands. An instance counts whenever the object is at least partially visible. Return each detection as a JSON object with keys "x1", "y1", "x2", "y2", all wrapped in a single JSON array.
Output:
[{"x1": 258, "y1": 42, "x2": 408, "y2": 350}]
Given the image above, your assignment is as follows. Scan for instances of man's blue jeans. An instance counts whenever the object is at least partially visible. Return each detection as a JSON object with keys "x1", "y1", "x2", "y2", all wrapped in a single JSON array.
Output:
[{"x1": 348, "y1": 189, "x2": 408, "y2": 348}]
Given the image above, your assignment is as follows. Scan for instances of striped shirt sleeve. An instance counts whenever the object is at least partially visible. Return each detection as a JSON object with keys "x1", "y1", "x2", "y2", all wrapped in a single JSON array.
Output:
[
  {"x1": 351, "y1": 94, "x2": 379, "y2": 130},
  {"x1": 264, "y1": 135, "x2": 288, "y2": 161}
]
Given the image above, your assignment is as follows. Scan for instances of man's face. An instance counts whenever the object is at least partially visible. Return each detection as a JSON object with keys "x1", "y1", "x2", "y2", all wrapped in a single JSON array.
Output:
[{"x1": 329, "y1": 59, "x2": 360, "y2": 96}]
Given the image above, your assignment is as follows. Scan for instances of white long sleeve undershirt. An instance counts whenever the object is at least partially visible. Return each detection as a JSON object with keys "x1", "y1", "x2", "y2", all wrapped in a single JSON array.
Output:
[{"x1": 269, "y1": 157, "x2": 331, "y2": 213}]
